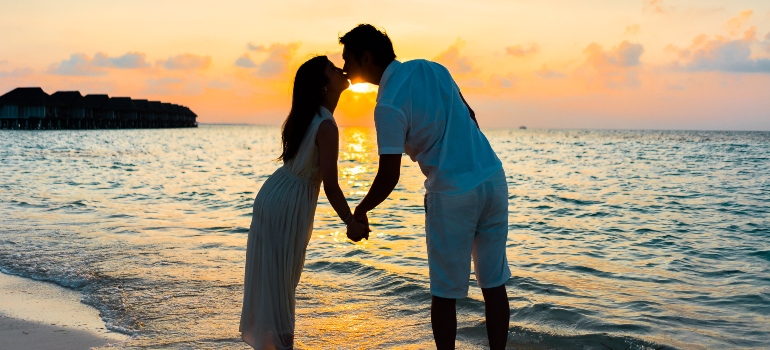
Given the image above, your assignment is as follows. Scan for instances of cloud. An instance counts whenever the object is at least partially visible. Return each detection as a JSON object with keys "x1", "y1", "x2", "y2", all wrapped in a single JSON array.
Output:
[
  {"x1": 434, "y1": 39, "x2": 474, "y2": 75},
  {"x1": 584, "y1": 41, "x2": 644, "y2": 68},
  {"x1": 234, "y1": 42, "x2": 302, "y2": 79},
  {"x1": 49, "y1": 54, "x2": 107, "y2": 76},
  {"x1": 624, "y1": 25, "x2": 640, "y2": 36},
  {"x1": 616, "y1": 41, "x2": 645, "y2": 67},
  {"x1": 161, "y1": 54, "x2": 211, "y2": 70},
  {"x1": 0, "y1": 68, "x2": 33, "y2": 78},
  {"x1": 578, "y1": 41, "x2": 645, "y2": 88},
  {"x1": 726, "y1": 10, "x2": 752, "y2": 36},
  {"x1": 252, "y1": 42, "x2": 301, "y2": 79},
  {"x1": 235, "y1": 54, "x2": 256, "y2": 68},
  {"x1": 535, "y1": 64, "x2": 566, "y2": 79},
  {"x1": 491, "y1": 74, "x2": 517, "y2": 88},
  {"x1": 506, "y1": 44, "x2": 538, "y2": 57},
  {"x1": 247, "y1": 43, "x2": 264, "y2": 51},
  {"x1": 643, "y1": 0, "x2": 665, "y2": 14},
  {"x1": 93, "y1": 52, "x2": 150, "y2": 69},
  {"x1": 669, "y1": 12, "x2": 770, "y2": 73},
  {"x1": 48, "y1": 52, "x2": 152, "y2": 76},
  {"x1": 765, "y1": 32, "x2": 770, "y2": 52}
]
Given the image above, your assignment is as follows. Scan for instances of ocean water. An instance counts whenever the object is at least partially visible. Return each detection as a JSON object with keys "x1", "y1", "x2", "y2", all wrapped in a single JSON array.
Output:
[{"x1": 0, "y1": 126, "x2": 768, "y2": 349}]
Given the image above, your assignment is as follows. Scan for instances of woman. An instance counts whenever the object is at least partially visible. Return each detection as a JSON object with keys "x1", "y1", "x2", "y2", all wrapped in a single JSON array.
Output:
[{"x1": 240, "y1": 56, "x2": 368, "y2": 349}]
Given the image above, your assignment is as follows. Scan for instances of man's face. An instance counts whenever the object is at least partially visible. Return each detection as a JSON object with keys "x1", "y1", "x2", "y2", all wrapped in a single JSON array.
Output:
[{"x1": 341, "y1": 47, "x2": 365, "y2": 84}]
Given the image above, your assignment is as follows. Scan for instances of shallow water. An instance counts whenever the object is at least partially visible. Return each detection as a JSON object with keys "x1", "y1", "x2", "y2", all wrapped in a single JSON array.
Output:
[{"x1": 0, "y1": 126, "x2": 768, "y2": 349}]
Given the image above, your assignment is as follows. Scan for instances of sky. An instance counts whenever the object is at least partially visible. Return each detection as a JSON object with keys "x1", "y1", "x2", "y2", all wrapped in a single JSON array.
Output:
[{"x1": 1, "y1": 0, "x2": 769, "y2": 130}]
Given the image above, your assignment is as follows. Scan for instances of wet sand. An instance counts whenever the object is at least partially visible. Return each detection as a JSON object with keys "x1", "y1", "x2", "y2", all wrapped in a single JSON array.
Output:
[{"x1": 0, "y1": 272, "x2": 127, "y2": 350}]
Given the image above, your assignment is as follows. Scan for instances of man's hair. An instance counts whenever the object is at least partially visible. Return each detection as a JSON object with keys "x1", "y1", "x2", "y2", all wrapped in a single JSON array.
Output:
[{"x1": 339, "y1": 24, "x2": 396, "y2": 67}]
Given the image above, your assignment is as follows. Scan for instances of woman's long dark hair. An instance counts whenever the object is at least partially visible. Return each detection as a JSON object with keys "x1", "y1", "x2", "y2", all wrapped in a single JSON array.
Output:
[{"x1": 278, "y1": 55, "x2": 329, "y2": 162}]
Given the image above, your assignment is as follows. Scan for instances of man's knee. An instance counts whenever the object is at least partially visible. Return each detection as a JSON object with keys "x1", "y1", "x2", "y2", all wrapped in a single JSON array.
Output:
[
  {"x1": 432, "y1": 294, "x2": 457, "y2": 306},
  {"x1": 481, "y1": 283, "x2": 507, "y2": 295}
]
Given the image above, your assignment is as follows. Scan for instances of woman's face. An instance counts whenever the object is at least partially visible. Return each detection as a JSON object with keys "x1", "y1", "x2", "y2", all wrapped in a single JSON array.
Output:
[{"x1": 324, "y1": 61, "x2": 350, "y2": 94}]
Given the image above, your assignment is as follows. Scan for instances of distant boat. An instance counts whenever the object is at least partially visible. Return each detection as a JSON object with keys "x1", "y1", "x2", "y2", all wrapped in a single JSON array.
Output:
[{"x1": 519, "y1": 126, "x2": 527, "y2": 129}]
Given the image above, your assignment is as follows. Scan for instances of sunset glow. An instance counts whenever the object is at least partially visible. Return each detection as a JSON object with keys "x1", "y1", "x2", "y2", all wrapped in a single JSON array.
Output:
[
  {"x1": 348, "y1": 83, "x2": 378, "y2": 94},
  {"x1": 1, "y1": 0, "x2": 769, "y2": 129}
]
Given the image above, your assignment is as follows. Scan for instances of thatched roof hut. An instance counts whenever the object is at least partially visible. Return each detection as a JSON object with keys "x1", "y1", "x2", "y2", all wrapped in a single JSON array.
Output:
[
  {"x1": 108, "y1": 97, "x2": 138, "y2": 120},
  {"x1": 0, "y1": 87, "x2": 50, "y2": 119},
  {"x1": 1, "y1": 87, "x2": 197, "y2": 129},
  {"x1": 50, "y1": 91, "x2": 86, "y2": 119}
]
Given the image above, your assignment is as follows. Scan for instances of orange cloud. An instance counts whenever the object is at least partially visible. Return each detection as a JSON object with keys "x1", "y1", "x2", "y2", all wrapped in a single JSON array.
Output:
[
  {"x1": 535, "y1": 64, "x2": 566, "y2": 79},
  {"x1": 643, "y1": 0, "x2": 665, "y2": 14},
  {"x1": 765, "y1": 32, "x2": 770, "y2": 52},
  {"x1": 577, "y1": 40, "x2": 645, "y2": 89},
  {"x1": 490, "y1": 74, "x2": 517, "y2": 89},
  {"x1": 47, "y1": 52, "x2": 152, "y2": 77},
  {"x1": 93, "y1": 52, "x2": 150, "y2": 69},
  {"x1": 236, "y1": 42, "x2": 301, "y2": 79},
  {"x1": 0, "y1": 68, "x2": 33, "y2": 78},
  {"x1": 668, "y1": 11, "x2": 770, "y2": 73},
  {"x1": 48, "y1": 54, "x2": 104, "y2": 76},
  {"x1": 434, "y1": 39, "x2": 474, "y2": 75},
  {"x1": 506, "y1": 44, "x2": 538, "y2": 57},
  {"x1": 726, "y1": 10, "x2": 753, "y2": 36},
  {"x1": 235, "y1": 54, "x2": 256, "y2": 68},
  {"x1": 432, "y1": 39, "x2": 485, "y2": 89},
  {"x1": 624, "y1": 25, "x2": 641, "y2": 36}
]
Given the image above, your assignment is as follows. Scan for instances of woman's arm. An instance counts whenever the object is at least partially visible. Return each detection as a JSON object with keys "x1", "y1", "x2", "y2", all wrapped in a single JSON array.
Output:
[{"x1": 316, "y1": 119, "x2": 368, "y2": 241}]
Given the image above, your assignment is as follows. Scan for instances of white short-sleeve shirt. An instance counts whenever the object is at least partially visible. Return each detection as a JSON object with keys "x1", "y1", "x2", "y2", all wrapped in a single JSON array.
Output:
[{"x1": 375, "y1": 59, "x2": 503, "y2": 195}]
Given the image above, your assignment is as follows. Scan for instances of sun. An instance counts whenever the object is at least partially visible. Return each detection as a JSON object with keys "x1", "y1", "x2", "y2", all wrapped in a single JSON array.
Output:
[{"x1": 348, "y1": 83, "x2": 378, "y2": 94}]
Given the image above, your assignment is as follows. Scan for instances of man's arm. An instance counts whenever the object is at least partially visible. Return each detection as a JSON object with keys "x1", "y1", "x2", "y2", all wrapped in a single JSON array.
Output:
[
  {"x1": 459, "y1": 91, "x2": 479, "y2": 129},
  {"x1": 353, "y1": 154, "x2": 402, "y2": 221}
]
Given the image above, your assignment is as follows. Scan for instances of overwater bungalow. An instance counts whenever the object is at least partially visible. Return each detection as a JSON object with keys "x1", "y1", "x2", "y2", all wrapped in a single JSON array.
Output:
[
  {"x1": 108, "y1": 97, "x2": 138, "y2": 128},
  {"x1": 0, "y1": 87, "x2": 197, "y2": 130},
  {"x1": 132, "y1": 99, "x2": 151, "y2": 127},
  {"x1": 0, "y1": 87, "x2": 49, "y2": 129},
  {"x1": 50, "y1": 91, "x2": 86, "y2": 129},
  {"x1": 148, "y1": 101, "x2": 165, "y2": 126},
  {"x1": 83, "y1": 94, "x2": 113, "y2": 128}
]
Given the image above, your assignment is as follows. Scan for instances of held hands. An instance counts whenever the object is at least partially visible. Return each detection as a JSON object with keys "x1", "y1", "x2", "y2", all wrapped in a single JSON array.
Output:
[
  {"x1": 345, "y1": 209, "x2": 371, "y2": 242},
  {"x1": 346, "y1": 219, "x2": 369, "y2": 242}
]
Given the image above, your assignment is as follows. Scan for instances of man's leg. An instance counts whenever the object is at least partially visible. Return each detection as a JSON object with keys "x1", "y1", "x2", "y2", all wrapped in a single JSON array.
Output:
[
  {"x1": 425, "y1": 190, "x2": 478, "y2": 350},
  {"x1": 431, "y1": 295, "x2": 457, "y2": 350},
  {"x1": 481, "y1": 284, "x2": 510, "y2": 349},
  {"x1": 473, "y1": 169, "x2": 512, "y2": 349}
]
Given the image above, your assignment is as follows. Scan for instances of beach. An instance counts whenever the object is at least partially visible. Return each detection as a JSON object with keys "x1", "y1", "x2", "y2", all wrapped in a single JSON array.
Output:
[
  {"x1": 0, "y1": 272, "x2": 127, "y2": 350},
  {"x1": 0, "y1": 126, "x2": 768, "y2": 349}
]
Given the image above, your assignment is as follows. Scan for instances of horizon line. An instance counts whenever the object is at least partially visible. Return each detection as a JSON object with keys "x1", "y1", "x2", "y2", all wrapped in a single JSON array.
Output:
[{"x1": 197, "y1": 123, "x2": 770, "y2": 133}]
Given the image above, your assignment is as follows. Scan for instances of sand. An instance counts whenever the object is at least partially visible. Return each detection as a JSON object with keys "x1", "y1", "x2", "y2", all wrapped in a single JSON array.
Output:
[{"x1": 0, "y1": 272, "x2": 128, "y2": 350}]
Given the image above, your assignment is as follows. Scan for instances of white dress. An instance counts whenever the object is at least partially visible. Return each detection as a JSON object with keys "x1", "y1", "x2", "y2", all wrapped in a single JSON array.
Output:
[{"x1": 240, "y1": 107, "x2": 334, "y2": 349}]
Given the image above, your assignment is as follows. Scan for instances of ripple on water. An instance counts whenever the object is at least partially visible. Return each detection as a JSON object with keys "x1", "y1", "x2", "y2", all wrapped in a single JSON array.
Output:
[{"x1": 0, "y1": 127, "x2": 769, "y2": 349}]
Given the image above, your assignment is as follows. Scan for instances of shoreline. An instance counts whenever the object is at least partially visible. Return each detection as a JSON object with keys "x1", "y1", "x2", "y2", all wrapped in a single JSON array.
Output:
[{"x1": 0, "y1": 271, "x2": 128, "y2": 350}]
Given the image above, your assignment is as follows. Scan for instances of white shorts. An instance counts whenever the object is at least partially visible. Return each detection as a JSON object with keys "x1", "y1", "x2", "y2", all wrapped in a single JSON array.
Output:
[{"x1": 425, "y1": 168, "x2": 511, "y2": 299}]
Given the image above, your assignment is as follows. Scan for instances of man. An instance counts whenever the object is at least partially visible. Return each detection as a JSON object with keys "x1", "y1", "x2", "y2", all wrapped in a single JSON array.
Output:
[{"x1": 340, "y1": 24, "x2": 511, "y2": 349}]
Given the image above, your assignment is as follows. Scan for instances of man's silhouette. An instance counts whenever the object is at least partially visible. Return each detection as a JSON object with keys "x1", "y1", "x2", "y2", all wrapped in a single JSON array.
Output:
[{"x1": 341, "y1": 24, "x2": 511, "y2": 349}]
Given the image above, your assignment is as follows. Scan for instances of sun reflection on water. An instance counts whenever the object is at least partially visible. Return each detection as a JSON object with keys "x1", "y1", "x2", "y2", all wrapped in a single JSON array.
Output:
[{"x1": 2, "y1": 127, "x2": 768, "y2": 348}]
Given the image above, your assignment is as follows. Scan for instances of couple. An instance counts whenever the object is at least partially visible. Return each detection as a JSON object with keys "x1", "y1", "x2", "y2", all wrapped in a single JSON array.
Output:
[{"x1": 240, "y1": 24, "x2": 511, "y2": 350}]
